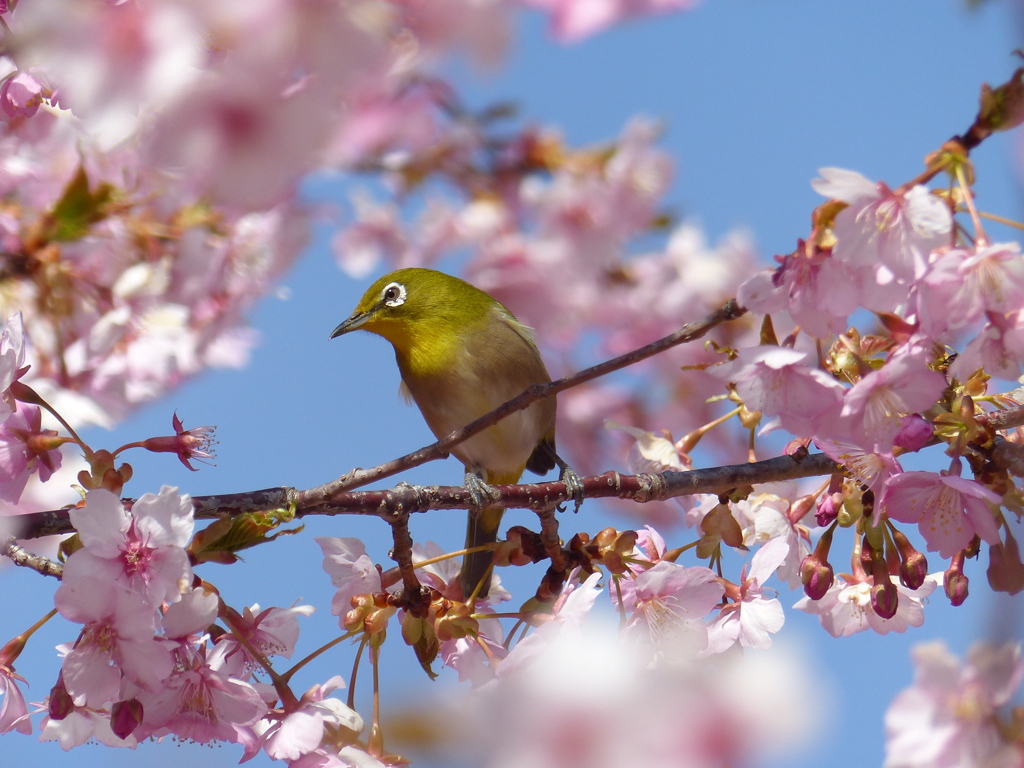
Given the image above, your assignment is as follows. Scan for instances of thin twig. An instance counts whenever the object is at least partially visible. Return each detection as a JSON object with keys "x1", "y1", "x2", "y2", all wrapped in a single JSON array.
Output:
[{"x1": 302, "y1": 298, "x2": 746, "y2": 502}]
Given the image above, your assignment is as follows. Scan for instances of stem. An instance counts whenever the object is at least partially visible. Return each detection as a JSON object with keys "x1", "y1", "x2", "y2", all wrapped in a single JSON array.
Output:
[
  {"x1": 281, "y1": 631, "x2": 356, "y2": 685},
  {"x1": 219, "y1": 602, "x2": 299, "y2": 710},
  {"x1": 662, "y1": 539, "x2": 700, "y2": 562},
  {"x1": 973, "y1": 209, "x2": 1024, "y2": 232},
  {"x1": 502, "y1": 619, "x2": 524, "y2": 650},
  {"x1": 10, "y1": 382, "x2": 91, "y2": 457},
  {"x1": 347, "y1": 633, "x2": 369, "y2": 711},
  {"x1": 676, "y1": 407, "x2": 741, "y2": 455},
  {"x1": 955, "y1": 163, "x2": 986, "y2": 245}
]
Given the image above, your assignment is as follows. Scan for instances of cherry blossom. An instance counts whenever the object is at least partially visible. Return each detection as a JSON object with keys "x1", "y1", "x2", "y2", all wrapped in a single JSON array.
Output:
[
  {"x1": 39, "y1": 704, "x2": 137, "y2": 751},
  {"x1": 812, "y1": 168, "x2": 952, "y2": 281},
  {"x1": 317, "y1": 537, "x2": 383, "y2": 622},
  {"x1": 885, "y1": 641, "x2": 1024, "y2": 768},
  {"x1": 705, "y1": 538, "x2": 788, "y2": 654},
  {"x1": 0, "y1": 72, "x2": 45, "y2": 120},
  {"x1": 0, "y1": 405, "x2": 65, "y2": 503},
  {"x1": 622, "y1": 561, "x2": 724, "y2": 660},
  {"x1": 882, "y1": 464, "x2": 1002, "y2": 559},
  {"x1": 949, "y1": 311, "x2": 1024, "y2": 382},
  {"x1": 492, "y1": 572, "x2": 603, "y2": 680},
  {"x1": 0, "y1": 663, "x2": 30, "y2": 735},
  {"x1": 519, "y1": 0, "x2": 697, "y2": 43},
  {"x1": 926, "y1": 242, "x2": 1024, "y2": 334},
  {"x1": 254, "y1": 676, "x2": 363, "y2": 762},
  {"x1": 816, "y1": 438, "x2": 902, "y2": 493},
  {"x1": 139, "y1": 413, "x2": 217, "y2": 471},
  {"x1": 215, "y1": 603, "x2": 315, "y2": 673},
  {"x1": 134, "y1": 656, "x2": 266, "y2": 745},
  {"x1": 53, "y1": 577, "x2": 174, "y2": 707},
  {"x1": 465, "y1": 619, "x2": 814, "y2": 768},
  {"x1": 839, "y1": 346, "x2": 946, "y2": 446},
  {"x1": 60, "y1": 486, "x2": 194, "y2": 607},
  {"x1": 794, "y1": 572, "x2": 938, "y2": 637},
  {"x1": 0, "y1": 313, "x2": 26, "y2": 424},
  {"x1": 717, "y1": 346, "x2": 846, "y2": 438}
]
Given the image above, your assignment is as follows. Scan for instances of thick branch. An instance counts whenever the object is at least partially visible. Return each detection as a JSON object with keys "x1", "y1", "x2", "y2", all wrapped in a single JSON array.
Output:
[
  {"x1": 302, "y1": 298, "x2": 747, "y2": 501},
  {"x1": 16, "y1": 452, "x2": 839, "y2": 539},
  {"x1": 2, "y1": 537, "x2": 63, "y2": 578}
]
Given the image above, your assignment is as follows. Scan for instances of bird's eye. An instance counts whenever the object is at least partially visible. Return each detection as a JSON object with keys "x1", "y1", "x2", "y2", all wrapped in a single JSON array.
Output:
[{"x1": 382, "y1": 281, "x2": 406, "y2": 307}]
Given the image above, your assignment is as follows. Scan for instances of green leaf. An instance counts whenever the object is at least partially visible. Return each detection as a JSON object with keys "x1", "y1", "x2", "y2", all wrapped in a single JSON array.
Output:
[{"x1": 46, "y1": 165, "x2": 114, "y2": 242}]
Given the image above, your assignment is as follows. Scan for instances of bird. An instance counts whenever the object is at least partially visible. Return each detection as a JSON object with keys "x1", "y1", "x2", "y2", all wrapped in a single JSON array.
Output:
[{"x1": 330, "y1": 267, "x2": 573, "y2": 600}]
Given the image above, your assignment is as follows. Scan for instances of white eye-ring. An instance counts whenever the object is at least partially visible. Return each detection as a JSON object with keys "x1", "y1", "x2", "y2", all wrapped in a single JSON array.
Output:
[{"x1": 382, "y1": 281, "x2": 407, "y2": 307}]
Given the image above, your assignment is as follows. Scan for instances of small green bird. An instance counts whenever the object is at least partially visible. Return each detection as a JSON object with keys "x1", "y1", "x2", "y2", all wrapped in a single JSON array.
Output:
[{"x1": 330, "y1": 268, "x2": 565, "y2": 600}]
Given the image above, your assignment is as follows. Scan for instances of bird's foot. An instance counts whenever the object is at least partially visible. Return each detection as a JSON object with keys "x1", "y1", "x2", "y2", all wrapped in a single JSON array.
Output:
[
  {"x1": 464, "y1": 471, "x2": 501, "y2": 509},
  {"x1": 559, "y1": 464, "x2": 585, "y2": 513}
]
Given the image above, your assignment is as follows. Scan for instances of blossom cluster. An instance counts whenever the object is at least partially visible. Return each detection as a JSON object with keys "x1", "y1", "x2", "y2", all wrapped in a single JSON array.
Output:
[{"x1": 1, "y1": 485, "x2": 387, "y2": 766}]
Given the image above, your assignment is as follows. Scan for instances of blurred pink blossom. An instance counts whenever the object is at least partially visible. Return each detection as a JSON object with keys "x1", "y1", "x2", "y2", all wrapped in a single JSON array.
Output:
[
  {"x1": 519, "y1": 0, "x2": 697, "y2": 43},
  {"x1": 0, "y1": 72, "x2": 45, "y2": 119},
  {"x1": 885, "y1": 641, "x2": 1024, "y2": 768}
]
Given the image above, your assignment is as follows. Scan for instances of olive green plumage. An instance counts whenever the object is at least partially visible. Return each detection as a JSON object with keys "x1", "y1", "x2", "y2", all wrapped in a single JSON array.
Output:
[{"x1": 330, "y1": 268, "x2": 556, "y2": 599}]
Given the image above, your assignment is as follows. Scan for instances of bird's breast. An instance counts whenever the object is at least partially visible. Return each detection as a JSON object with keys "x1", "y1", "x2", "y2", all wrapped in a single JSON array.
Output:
[{"x1": 397, "y1": 337, "x2": 554, "y2": 483}]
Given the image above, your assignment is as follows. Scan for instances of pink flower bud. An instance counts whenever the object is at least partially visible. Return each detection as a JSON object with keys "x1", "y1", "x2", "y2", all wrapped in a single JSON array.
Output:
[
  {"x1": 871, "y1": 577, "x2": 899, "y2": 619},
  {"x1": 893, "y1": 414, "x2": 933, "y2": 452},
  {"x1": 48, "y1": 676, "x2": 73, "y2": 720},
  {"x1": 111, "y1": 698, "x2": 144, "y2": 740},
  {"x1": 945, "y1": 570, "x2": 969, "y2": 606},
  {"x1": 0, "y1": 72, "x2": 44, "y2": 119},
  {"x1": 899, "y1": 550, "x2": 928, "y2": 591},
  {"x1": 815, "y1": 492, "x2": 841, "y2": 527},
  {"x1": 800, "y1": 553, "x2": 834, "y2": 600},
  {"x1": 890, "y1": 525, "x2": 928, "y2": 590},
  {"x1": 944, "y1": 549, "x2": 970, "y2": 606}
]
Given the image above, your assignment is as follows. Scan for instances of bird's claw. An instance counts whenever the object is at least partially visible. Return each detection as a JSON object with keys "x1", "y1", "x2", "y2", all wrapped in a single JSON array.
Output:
[
  {"x1": 464, "y1": 472, "x2": 501, "y2": 509},
  {"x1": 560, "y1": 465, "x2": 585, "y2": 513}
]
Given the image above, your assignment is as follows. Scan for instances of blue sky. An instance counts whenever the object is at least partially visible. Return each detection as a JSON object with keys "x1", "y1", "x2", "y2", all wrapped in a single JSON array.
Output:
[{"x1": 3, "y1": 2, "x2": 1022, "y2": 767}]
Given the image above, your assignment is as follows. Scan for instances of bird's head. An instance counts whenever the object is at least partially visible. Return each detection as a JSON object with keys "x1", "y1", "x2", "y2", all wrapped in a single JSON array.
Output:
[{"x1": 330, "y1": 268, "x2": 495, "y2": 353}]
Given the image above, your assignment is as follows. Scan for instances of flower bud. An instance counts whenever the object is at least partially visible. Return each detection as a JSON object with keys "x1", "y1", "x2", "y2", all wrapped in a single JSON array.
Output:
[
  {"x1": 48, "y1": 676, "x2": 73, "y2": 721},
  {"x1": 868, "y1": 549, "x2": 899, "y2": 618},
  {"x1": 893, "y1": 414, "x2": 933, "y2": 452},
  {"x1": 890, "y1": 526, "x2": 928, "y2": 590},
  {"x1": 987, "y1": 530, "x2": 1024, "y2": 595},
  {"x1": 800, "y1": 553, "x2": 834, "y2": 600},
  {"x1": 944, "y1": 551, "x2": 970, "y2": 606},
  {"x1": 815, "y1": 492, "x2": 841, "y2": 527},
  {"x1": 111, "y1": 698, "x2": 144, "y2": 740},
  {"x1": 899, "y1": 551, "x2": 928, "y2": 591},
  {"x1": 871, "y1": 576, "x2": 899, "y2": 619}
]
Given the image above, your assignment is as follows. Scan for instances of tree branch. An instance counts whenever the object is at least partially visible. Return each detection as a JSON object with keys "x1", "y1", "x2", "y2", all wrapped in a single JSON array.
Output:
[
  {"x1": 15, "y1": 452, "x2": 839, "y2": 540},
  {"x1": 2, "y1": 537, "x2": 63, "y2": 578}
]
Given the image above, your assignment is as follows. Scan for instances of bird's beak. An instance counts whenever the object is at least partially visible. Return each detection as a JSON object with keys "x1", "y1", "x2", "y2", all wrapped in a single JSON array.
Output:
[{"x1": 329, "y1": 311, "x2": 371, "y2": 339}]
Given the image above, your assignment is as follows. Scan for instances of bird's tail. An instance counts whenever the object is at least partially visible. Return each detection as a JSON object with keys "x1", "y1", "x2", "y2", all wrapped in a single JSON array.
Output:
[{"x1": 461, "y1": 506, "x2": 503, "y2": 600}]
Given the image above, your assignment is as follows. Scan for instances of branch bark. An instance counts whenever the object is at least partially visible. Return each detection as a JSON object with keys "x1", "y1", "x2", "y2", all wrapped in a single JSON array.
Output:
[
  {"x1": 2, "y1": 537, "x2": 63, "y2": 578},
  {"x1": 14, "y1": 452, "x2": 839, "y2": 540}
]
